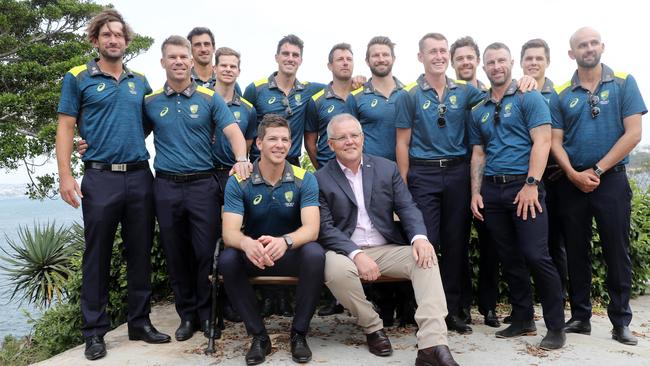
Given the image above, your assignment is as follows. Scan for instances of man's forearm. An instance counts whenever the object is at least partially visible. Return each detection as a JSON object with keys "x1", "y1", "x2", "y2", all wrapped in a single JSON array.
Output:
[
  {"x1": 55, "y1": 119, "x2": 75, "y2": 177},
  {"x1": 470, "y1": 150, "x2": 485, "y2": 195}
]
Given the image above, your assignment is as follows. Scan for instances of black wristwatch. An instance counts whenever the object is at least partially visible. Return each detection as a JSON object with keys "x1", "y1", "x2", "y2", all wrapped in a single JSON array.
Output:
[
  {"x1": 282, "y1": 235, "x2": 294, "y2": 250},
  {"x1": 525, "y1": 176, "x2": 540, "y2": 186},
  {"x1": 592, "y1": 164, "x2": 604, "y2": 177}
]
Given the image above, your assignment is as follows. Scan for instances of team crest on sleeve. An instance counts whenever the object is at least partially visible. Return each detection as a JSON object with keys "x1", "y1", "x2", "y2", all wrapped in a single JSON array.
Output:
[
  {"x1": 190, "y1": 104, "x2": 199, "y2": 118},
  {"x1": 422, "y1": 100, "x2": 431, "y2": 110},
  {"x1": 128, "y1": 81, "x2": 137, "y2": 95},
  {"x1": 481, "y1": 112, "x2": 490, "y2": 123}
]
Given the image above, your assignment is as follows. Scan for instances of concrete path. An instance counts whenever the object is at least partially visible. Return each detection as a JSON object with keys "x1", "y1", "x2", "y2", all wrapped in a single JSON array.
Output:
[{"x1": 34, "y1": 295, "x2": 650, "y2": 365}]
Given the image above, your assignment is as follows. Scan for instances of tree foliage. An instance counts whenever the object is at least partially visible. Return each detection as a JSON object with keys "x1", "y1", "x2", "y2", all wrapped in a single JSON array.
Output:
[{"x1": 0, "y1": 0, "x2": 153, "y2": 198}]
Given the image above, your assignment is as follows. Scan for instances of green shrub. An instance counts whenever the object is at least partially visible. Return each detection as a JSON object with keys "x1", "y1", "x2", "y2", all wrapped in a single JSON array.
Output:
[{"x1": 31, "y1": 302, "x2": 84, "y2": 357}]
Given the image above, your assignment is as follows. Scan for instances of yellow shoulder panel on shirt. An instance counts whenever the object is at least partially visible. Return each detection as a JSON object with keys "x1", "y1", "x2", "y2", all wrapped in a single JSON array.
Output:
[
  {"x1": 234, "y1": 173, "x2": 245, "y2": 183},
  {"x1": 614, "y1": 71, "x2": 629, "y2": 80},
  {"x1": 471, "y1": 99, "x2": 487, "y2": 111},
  {"x1": 454, "y1": 79, "x2": 467, "y2": 85},
  {"x1": 312, "y1": 89, "x2": 325, "y2": 101},
  {"x1": 351, "y1": 86, "x2": 364, "y2": 96},
  {"x1": 240, "y1": 97, "x2": 254, "y2": 108},
  {"x1": 404, "y1": 82, "x2": 418, "y2": 92},
  {"x1": 69, "y1": 65, "x2": 88, "y2": 77},
  {"x1": 131, "y1": 70, "x2": 145, "y2": 77},
  {"x1": 196, "y1": 85, "x2": 215, "y2": 96},
  {"x1": 554, "y1": 81, "x2": 572, "y2": 95},
  {"x1": 254, "y1": 78, "x2": 268, "y2": 87},
  {"x1": 145, "y1": 88, "x2": 164, "y2": 99},
  {"x1": 291, "y1": 165, "x2": 306, "y2": 180}
]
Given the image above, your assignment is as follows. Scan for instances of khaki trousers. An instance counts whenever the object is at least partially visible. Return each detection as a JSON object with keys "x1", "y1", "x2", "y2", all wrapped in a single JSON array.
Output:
[{"x1": 325, "y1": 245, "x2": 449, "y2": 348}]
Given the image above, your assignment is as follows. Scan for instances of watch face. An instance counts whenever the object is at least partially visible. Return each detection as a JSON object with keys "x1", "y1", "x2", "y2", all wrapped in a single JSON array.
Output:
[{"x1": 526, "y1": 176, "x2": 536, "y2": 185}]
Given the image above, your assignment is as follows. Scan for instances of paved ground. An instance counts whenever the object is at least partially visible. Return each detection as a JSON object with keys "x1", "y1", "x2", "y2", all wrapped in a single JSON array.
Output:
[{"x1": 35, "y1": 295, "x2": 650, "y2": 365}]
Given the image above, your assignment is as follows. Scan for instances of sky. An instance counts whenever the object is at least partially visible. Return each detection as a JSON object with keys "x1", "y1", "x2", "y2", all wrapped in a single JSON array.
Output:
[{"x1": 3, "y1": 0, "x2": 649, "y2": 184}]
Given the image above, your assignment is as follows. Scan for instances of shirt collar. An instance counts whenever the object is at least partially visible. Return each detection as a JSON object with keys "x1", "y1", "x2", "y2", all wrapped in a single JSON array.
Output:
[
  {"x1": 416, "y1": 74, "x2": 458, "y2": 91},
  {"x1": 362, "y1": 76, "x2": 405, "y2": 94},
  {"x1": 487, "y1": 79, "x2": 518, "y2": 104},
  {"x1": 190, "y1": 67, "x2": 216, "y2": 85},
  {"x1": 250, "y1": 160, "x2": 296, "y2": 185},
  {"x1": 164, "y1": 81, "x2": 198, "y2": 97},
  {"x1": 324, "y1": 82, "x2": 346, "y2": 100},
  {"x1": 336, "y1": 158, "x2": 363, "y2": 176},
  {"x1": 268, "y1": 71, "x2": 305, "y2": 91},
  {"x1": 570, "y1": 63, "x2": 615, "y2": 91},
  {"x1": 229, "y1": 93, "x2": 242, "y2": 106},
  {"x1": 86, "y1": 58, "x2": 133, "y2": 78},
  {"x1": 541, "y1": 77, "x2": 554, "y2": 94}
]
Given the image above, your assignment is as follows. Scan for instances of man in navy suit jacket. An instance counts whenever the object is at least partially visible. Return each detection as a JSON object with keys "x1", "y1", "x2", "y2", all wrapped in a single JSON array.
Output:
[{"x1": 315, "y1": 113, "x2": 458, "y2": 366}]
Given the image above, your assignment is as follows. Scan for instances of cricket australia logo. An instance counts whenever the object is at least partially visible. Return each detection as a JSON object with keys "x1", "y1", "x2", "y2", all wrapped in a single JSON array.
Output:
[
  {"x1": 160, "y1": 107, "x2": 169, "y2": 117},
  {"x1": 128, "y1": 81, "x2": 137, "y2": 95},
  {"x1": 189, "y1": 104, "x2": 199, "y2": 118},
  {"x1": 253, "y1": 194, "x2": 263, "y2": 205},
  {"x1": 504, "y1": 103, "x2": 513, "y2": 117},
  {"x1": 600, "y1": 90, "x2": 610, "y2": 104},
  {"x1": 422, "y1": 100, "x2": 431, "y2": 110},
  {"x1": 234, "y1": 111, "x2": 241, "y2": 122},
  {"x1": 96, "y1": 82, "x2": 106, "y2": 92},
  {"x1": 284, "y1": 191, "x2": 295, "y2": 207},
  {"x1": 295, "y1": 94, "x2": 302, "y2": 105},
  {"x1": 449, "y1": 95, "x2": 458, "y2": 109}
]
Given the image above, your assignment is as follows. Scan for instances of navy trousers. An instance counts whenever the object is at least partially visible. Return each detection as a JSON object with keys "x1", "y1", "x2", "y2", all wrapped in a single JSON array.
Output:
[
  {"x1": 481, "y1": 178, "x2": 565, "y2": 330},
  {"x1": 555, "y1": 170, "x2": 633, "y2": 326},
  {"x1": 154, "y1": 175, "x2": 219, "y2": 323},
  {"x1": 80, "y1": 167, "x2": 154, "y2": 337},
  {"x1": 543, "y1": 168, "x2": 569, "y2": 295},
  {"x1": 408, "y1": 162, "x2": 471, "y2": 317},
  {"x1": 219, "y1": 242, "x2": 325, "y2": 335}
]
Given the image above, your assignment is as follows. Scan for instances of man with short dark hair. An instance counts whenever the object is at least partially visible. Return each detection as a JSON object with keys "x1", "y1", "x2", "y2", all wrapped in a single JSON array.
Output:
[
  {"x1": 469, "y1": 42, "x2": 566, "y2": 350},
  {"x1": 550, "y1": 27, "x2": 646, "y2": 346},
  {"x1": 55, "y1": 9, "x2": 170, "y2": 361},
  {"x1": 220, "y1": 114, "x2": 324, "y2": 365},
  {"x1": 187, "y1": 27, "x2": 217, "y2": 88}
]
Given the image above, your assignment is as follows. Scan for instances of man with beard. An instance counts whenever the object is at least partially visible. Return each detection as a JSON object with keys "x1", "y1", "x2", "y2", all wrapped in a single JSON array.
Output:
[
  {"x1": 550, "y1": 27, "x2": 646, "y2": 345},
  {"x1": 55, "y1": 9, "x2": 170, "y2": 360},
  {"x1": 469, "y1": 42, "x2": 566, "y2": 350},
  {"x1": 305, "y1": 43, "x2": 355, "y2": 169}
]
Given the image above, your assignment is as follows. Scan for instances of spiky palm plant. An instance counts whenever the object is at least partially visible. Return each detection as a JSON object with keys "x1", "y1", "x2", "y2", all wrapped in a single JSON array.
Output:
[{"x1": 0, "y1": 221, "x2": 79, "y2": 308}]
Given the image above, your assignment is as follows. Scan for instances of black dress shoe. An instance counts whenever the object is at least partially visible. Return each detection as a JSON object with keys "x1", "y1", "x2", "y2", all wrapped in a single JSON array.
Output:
[
  {"x1": 415, "y1": 345, "x2": 459, "y2": 366},
  {"x1": 495, "y1": 319, "x2": 537, "y2": 338},
  {"x1": 175, "y1": 320, "x2": 197, "y2": 341},
  {"x1": 246, "y1": 334, "x2": 272, "y2": 365},
  {"x1": 366, "y1": 329, "x2": 393, "y2": 357},
  {"x1": 278, "y1": 297, "x2": 294, "y2": 317},
  {"x1": 612, "y1": 326, "x2": 638, "y2": 345},
  {"x1": 84, "y1": 335, "x2": 106, "y2": 361},
  {"x1": 318, "y1": 300, "x2": 344, "y2": 316},
  {"x1": 459, "y1": 307, "x2": 472, "y2": 325},
  {"x1": 223, "y1": 301, "x2": 242, "y2": 322},
  {"x1": 564, "y1": 318, "x2": 591, "y2": 335},
  {"x1": 128, "y1": 322, "x2": 171, "y2": 343},
  {"x1": 503, "y1": 314, "x2": 513, "y2": 324},
  {"x1": 201, "y1": 320, "x2": 211, "y2": 338},
  {"x1": 290, "y1": 332, "x2": 312, "y2": 363},
  {"x1": 261, "y1": 298, "x2": 276, "y2": 318},
  {"x1": 540, "y1": 329, "x2": 566, "y2": 350},
  {"x1": 484, "y1": 310, "x2": 500, "y2": 328},
  {"x1": 445, "y1": 315, "x2": 473, "y2": 334}
]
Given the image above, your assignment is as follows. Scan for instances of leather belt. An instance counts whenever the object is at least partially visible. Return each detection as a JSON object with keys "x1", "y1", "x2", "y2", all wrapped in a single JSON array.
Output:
[
  {"x1": 485, "y1": 174, "x2": 527, "y2": 184},
  {"x1": 84, "y1": 161, "x2": 148, "y2": 172},
  {"x1": 156, "y1": 170, "x2": 214, "y2": 183},
  {"x1": 410, "y1": 157, "x2": 465, "y2": 168}
]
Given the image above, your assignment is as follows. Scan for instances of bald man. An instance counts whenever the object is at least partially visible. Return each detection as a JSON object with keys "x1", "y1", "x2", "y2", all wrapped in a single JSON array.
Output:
[{"x1": 550, "y1": 27, "x2": 647, "y2": 345}]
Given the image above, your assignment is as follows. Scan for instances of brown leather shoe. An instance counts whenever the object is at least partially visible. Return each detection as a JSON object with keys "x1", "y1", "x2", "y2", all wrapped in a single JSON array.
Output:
[
  {"x1": 366, "y1": 329, "x2": 392, "y2": 357},
  {"x1": 415, "y1": 345, "x2": 459, "y2": 366}
]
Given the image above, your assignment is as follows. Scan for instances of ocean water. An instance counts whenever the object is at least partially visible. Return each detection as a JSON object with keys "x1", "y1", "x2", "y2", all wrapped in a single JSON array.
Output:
[{"x1": 0, "y1": 185, "x2": 82, "y2": 339}]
